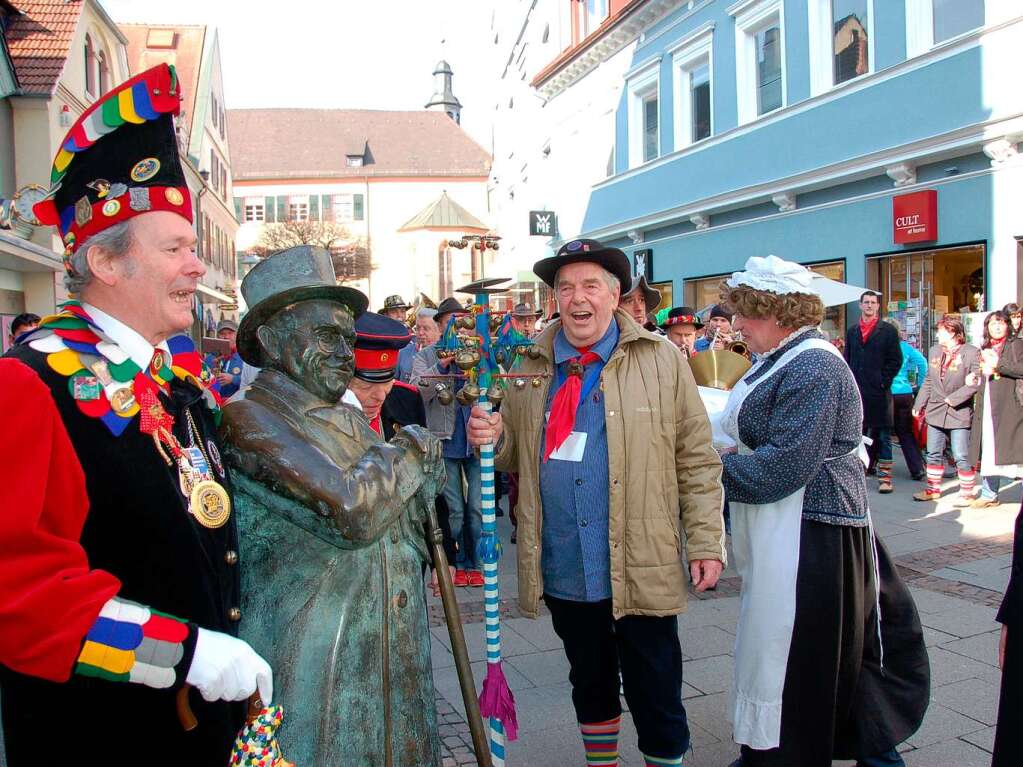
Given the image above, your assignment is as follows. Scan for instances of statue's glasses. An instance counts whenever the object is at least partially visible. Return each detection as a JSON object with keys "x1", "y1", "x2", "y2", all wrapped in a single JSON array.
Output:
[{"x1": 296, "y1": 326, "x2": 354, "y2": 357}]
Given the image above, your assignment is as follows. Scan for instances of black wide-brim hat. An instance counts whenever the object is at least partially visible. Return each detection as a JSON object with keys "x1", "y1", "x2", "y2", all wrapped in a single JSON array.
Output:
[
  {"x1": 533, "y1": 238, "x2": 632, "y2": 291},
  {"x1": 237, "y1": 245, "x2": 369, "y2": 364},
  {"x1": 624, "y1": 275, "x2": 662, "y2": 313}
]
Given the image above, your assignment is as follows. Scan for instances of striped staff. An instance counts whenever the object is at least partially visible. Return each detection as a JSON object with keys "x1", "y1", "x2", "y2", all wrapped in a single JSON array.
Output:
[{"x1": 457, "y1": 278, "x2": 522, "y2": 767}]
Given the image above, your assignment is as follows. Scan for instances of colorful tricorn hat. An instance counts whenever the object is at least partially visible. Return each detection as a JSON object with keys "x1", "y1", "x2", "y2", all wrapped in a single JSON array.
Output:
[{"x1": 32, "y1": 64, "x2": 191, "y2": 275}]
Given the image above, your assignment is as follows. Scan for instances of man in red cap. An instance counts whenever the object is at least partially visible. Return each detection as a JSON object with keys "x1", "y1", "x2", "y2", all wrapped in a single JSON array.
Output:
[{"x1": 0, "y1": 66, "x2": 270, "y2": 766}]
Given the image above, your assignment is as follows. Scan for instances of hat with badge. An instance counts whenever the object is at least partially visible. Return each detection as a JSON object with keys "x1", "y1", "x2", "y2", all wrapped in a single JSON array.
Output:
[
  {"x1": 236, "y1": 245, "x2": 369, "y2": 364},
  {"x1": 31, "y1": 64, "x2": 192, "y2": 277},
  {"x1": 533, "y1": 238, "x2": 632, "y2": 291},
  {"x1": 354, "y1": 312, "x2": 413, "y2": 383},
  {"x1": 379, "y1": 294, "x2": 412, "y2": 313},
  {"x1": 659, "y1": 306, "x2": 705, "y2": 330}
]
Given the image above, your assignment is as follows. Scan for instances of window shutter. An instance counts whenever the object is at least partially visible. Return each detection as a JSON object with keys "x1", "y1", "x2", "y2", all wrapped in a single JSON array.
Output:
[
  {"x1": 321, "y1": 194, "x2": 333, "y2": 222},
  {"x1": 233, "y1": 197, "x2": 243, "y2": 221},
  {"x1": 264, "y1": 196, "x2": 276, "y2": 223},
  {"x1": 309, "y1": 194, "x2": 319, "y2": 221},
  {"x1": 354, "y1": 194, "x2": 364, "y2": 221},
  {"x1": 277, "y1": 195, "x2": 288, "y2": 221}
]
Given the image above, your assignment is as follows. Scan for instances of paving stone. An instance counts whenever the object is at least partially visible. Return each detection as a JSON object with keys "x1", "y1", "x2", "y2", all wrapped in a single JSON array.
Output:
[
  {"x1": 931, "y1": 677, "x2": 999, "y2": 725},
  {"x1": 906, "y1": 702, "x2": 989, "y2": 748},
  {"x1": 939, "y1": 629, "x2": 1001, "y2": 666},
  {"x1": 500, "y1": 614, "x2": 564, "y2": 652},
  {"x1": 902, "y1": 736, "x2": 994, "y2": 766},
  {"x1": 681, "y1": 691, "x2": 732, "y2": 741},
  {"x1": 930, "y1": 565, "x2": 1011, "y2": 592},
  {"x1": 927, "y1": 646, "x2": 1002, "y2": 687},
  {"x1": 431, "y1": 637, "x2": 455, "y2": 669},
  {"x1": 506, "y1": 648, "x2": 571, "y2": 688},
  {"x1": 919, "y1": 602, "x2": 1000, "y2": 639},
  {"x1": 960, "y1": 725, "x2": 996, "y2": 754},
  {"x1": 922, "y1": 625, "x2": 959, "y2": 647},
  {"x1": 682, "y1": 654, "x2": 733, "y2": 695},
  {"x1": 679, "y1": 625, "x2": 735, "y2": 660},
  {"x1": 682, "y1": 682, "x2": 704, "y2": 700},
  {"x1": 907, "y1": 588, "x2": 975, "y2": 615}
]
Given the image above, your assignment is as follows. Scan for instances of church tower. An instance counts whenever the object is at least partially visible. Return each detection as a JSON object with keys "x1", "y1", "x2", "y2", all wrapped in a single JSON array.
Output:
[{"x1": 425, "y1": 59, "x2": 462, "y2": 124}]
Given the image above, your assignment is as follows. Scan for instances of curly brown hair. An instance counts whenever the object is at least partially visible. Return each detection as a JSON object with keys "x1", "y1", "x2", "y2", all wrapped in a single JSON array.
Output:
[{"x1": 718, "y1": 282, "x2": 825, "y2": 329}]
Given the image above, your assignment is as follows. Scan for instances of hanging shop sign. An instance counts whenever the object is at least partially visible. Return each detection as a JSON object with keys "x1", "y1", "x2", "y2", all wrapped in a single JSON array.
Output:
[{"x1": 893, "y1": 190, "x2": 937, "y2": 244}]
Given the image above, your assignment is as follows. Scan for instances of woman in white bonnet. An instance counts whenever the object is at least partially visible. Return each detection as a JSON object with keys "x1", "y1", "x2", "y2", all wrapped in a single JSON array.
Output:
[{"x1": 715, "y1": 256, "x2": 929, "y2": 767}]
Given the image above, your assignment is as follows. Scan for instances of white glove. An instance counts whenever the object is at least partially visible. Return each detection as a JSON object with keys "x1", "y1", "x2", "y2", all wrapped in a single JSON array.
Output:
[{"x1": 185, "y1": 627, "x2": 273, "y2": 704}]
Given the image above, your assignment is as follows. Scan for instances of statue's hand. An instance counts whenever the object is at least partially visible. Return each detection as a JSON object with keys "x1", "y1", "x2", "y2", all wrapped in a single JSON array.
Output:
[{"x1": 392, "y1": 425, "x2": 444, "y2": 483}]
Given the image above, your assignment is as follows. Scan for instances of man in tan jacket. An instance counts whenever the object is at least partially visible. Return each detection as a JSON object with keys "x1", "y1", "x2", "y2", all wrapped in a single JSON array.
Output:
[{"x1": 468, "y1": 239, "x2": 725, "y2": 767}]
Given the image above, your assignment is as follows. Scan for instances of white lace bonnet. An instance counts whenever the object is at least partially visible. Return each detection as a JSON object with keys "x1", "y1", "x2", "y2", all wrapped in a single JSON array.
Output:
[{"x1": 725, "y1": 255, "x2": 821, "y2": 296}]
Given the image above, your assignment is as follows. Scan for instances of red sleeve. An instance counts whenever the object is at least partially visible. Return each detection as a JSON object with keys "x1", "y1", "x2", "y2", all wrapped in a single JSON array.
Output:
[{"x1": 0, "y1": 359, "x2": 120, "y2": 681}]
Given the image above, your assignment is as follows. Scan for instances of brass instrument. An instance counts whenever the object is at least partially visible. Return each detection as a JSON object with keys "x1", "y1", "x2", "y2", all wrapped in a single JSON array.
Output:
[
  {"x1": 689, "y1": 329, "x2": 751, "y2": 390},
  {"x1": 726, "y1": 339, "x2": 751, "y2": 359}
]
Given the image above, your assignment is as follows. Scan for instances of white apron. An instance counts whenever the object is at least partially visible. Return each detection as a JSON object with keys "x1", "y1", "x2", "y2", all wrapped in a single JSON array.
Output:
[
  {"x1": 980, "y1": 378, "x2": 1023, "y2": 479},
  {"x1": 722, "y1": 337, "x2": 848, "y2": 750}
]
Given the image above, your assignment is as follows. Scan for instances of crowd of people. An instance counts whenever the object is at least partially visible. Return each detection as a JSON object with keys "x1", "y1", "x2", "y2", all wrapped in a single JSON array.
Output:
[{"x1": 2, "y1": 64, "x2": 1020, "y2": 767}]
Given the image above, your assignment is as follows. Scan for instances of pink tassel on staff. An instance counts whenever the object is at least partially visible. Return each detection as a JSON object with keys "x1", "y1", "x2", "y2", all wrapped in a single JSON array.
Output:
[{"x1": 479, "y1": 662, "x2": 519, "y2": 741}]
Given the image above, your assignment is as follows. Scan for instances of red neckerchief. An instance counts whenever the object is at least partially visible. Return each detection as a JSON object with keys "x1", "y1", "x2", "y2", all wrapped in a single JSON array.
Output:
[
  {"x1": 990, "y1": 338, "x2": 1006, "y2": 356},
  {"x1": 859, "y1": 316, "x2": 879, "y2": 343},
  {"x1": 940, "y1": 343, "x2": 961, "y2": 377},
  {"x1": 369, "y1": 414, "x2": 382, "y2": 435},
  {"x1": 543, "y1": 345, "x2": 598, "y2": 462}
]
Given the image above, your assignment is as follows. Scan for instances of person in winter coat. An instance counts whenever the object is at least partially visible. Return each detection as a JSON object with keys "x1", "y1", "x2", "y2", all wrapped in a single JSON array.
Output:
[
  {"x1": 467, "y1": 239, "x2": 725, "y2": 767},
  {"x1": 885, "y1": 318, "x2": 929, "y2": 481},
  {"x1": 967, "y1": 310, "x2": 1023, "y2": 507},
  {"x1": 913, "y1": 315, "x2": 982, "y2": 503},
  {"x1": 845, "y1": 292, "x2": 903, "y2": 493}
]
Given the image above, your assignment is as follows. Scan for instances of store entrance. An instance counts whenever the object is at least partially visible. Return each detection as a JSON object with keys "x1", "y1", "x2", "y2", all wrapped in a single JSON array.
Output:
[{"x1": 866, "y1": 243, "x2": 984, "y2": 351}]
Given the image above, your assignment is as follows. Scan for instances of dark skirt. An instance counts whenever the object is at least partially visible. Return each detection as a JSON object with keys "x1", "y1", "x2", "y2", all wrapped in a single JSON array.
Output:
[{"x1": 741, "y1": 520, "x2": 930, "y2": 767}]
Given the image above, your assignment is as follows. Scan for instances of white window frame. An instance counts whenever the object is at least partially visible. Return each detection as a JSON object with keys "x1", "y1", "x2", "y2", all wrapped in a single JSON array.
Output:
[
  {"x1": 808, "y1": 0, "x2": 875, "y2": 96},
  {"x1": 626, "y1": 62, "x2": 660, "y2": 169},
  {"x1": 331, "y1": 193, "x2": 355, "y2": 223},
  {"x1": 243, "y1": 197, "x2": 265, "y2": 223},
  {"x1": 905, "y1": 0, "x2": 999, "y2": 58},
  {"x1": 730, "y1": 0, "x2": 786, "y2": 126},
  {"x1": 288, "y1": 195, "x2": 309, "y2": 222},
  {"x1": 670, "y1": 23, "x2": 714, "y2": 151}
]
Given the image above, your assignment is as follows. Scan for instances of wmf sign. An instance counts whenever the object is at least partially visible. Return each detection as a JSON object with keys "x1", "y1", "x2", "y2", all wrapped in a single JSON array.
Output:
[{"x1": 529, "y1": 210, "x2": 557, "y2": 237}]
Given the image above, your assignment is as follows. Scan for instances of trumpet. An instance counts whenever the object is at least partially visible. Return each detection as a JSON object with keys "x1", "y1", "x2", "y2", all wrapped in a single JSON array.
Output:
[{"x1": 726, "y1": 339, "x2": 751, "y2": 359}]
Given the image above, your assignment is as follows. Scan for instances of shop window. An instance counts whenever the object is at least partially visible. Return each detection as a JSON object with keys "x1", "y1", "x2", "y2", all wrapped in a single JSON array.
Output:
[
  {"x1": 671, "y1": 24, "x2": 714, "y2": 150},
  {"x1": 732, "y1": 0, "x2": 785, "y2": 124},
  {"x1": 866, "y1": 244, "x2": 985, "y2": 351},
  {"x1": 626, "y1": 63, "x2": 659, "y2": 168}
]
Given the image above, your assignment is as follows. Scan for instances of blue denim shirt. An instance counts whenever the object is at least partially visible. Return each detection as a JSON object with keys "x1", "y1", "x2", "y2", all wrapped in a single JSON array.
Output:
[
  {"x1": 442, "y1": 375, "x2": 473, "y2": 460},
  {"x1": 538, "y1": 321, "x2": 619, "y2": 602}
]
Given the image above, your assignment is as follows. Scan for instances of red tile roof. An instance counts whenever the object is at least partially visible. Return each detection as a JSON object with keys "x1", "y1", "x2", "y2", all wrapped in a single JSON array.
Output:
[
  {"x1": 6, "y1": 0, "x2": 84, "y2": 95},
  {"x1": 227, "y1": 109, "x2": 492, "y2": 181}
]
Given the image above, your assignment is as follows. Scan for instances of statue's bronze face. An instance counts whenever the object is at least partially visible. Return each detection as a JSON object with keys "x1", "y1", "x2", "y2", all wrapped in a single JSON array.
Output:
[{"x1": 258, "y1": 299, "x2": 356, "y2": 403}]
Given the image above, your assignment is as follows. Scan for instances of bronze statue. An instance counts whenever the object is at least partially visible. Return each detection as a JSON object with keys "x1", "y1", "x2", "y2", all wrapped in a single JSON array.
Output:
[{"x1": 221, "y1": 246, "x2": 445, "y2": 766}]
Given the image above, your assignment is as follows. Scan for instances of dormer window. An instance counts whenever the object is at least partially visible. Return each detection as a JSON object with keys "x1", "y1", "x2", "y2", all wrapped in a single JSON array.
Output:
[{"x1": 346, "y1": 155, "x2": 364, "y2": 168}]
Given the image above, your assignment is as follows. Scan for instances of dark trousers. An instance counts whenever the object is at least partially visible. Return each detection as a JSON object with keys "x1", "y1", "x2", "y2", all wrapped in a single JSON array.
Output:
[
  {"x1": 545, "y1": 595, "x2": 690, "y2": 759},
  {"x1": 892, "y1": 393, "x2": 924, "y2": 477},
  {"x1": 993, "y1": 623, "x2": 1022, "y2": 766}
]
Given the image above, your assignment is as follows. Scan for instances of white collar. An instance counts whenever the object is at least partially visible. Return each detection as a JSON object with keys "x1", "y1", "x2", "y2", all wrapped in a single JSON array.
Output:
[{"x1": 82, "y1": 302, "x2": 171, "y2": 371}]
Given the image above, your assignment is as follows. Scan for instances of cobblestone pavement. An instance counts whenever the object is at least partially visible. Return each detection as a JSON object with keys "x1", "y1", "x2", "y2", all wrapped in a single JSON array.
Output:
[{"x1": 433, "y1": 468, "x2": 1021, "y2": 767}]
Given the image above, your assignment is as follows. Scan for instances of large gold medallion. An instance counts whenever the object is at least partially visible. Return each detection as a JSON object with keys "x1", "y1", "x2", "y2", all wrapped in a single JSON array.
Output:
[{"x1": 189, "y1": 480, "x2": 231, "y2": 528}]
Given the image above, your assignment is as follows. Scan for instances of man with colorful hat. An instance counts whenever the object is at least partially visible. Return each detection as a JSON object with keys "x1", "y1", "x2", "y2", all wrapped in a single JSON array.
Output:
[
  {"x1": 660, "y1": 306, "x2": 705, "y2": 356},
  {"x1": 204, "y1": 318, "x2": 244, "y2": 399},
  {"x1": 467, "y1": 237, "x2": 725, "y2": 767},
  {"x1": 0, "y1": 65, "x2": 270, "y2": 766}
]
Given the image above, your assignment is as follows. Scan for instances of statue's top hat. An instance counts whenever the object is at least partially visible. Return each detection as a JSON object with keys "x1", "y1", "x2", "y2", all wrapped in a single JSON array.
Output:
[{"x1": 237, "y1": 245, "x2": 369, "y2": 364}]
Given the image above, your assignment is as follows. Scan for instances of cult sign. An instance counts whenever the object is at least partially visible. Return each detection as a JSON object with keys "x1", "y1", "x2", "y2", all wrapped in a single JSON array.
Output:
[{"x1": 893, "y1": 190, "x2": 937, "y2": 244}]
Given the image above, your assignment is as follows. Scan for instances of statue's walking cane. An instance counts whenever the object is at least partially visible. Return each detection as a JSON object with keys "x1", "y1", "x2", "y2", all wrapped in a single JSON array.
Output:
[{"x1": 425, "y1": 503, "x2": 493, "y2": 767}]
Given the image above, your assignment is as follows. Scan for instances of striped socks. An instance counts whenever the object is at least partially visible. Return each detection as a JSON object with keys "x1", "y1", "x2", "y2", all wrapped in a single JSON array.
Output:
[
  {"x1": 877, "y1": 459, "x2": 893, "y2": 483},
  {"x1": 925, "y1": 463, "x2": 943, "y2": 494},
  {"x1": 958, "y1": 468, "x2": 976, "y2": 499},
  {"x1": 643, "y1": 755, "x2": 684, "y2": 766},
  {"x1": 580, "y1": 717, "x2": 620, "y2": 766}
]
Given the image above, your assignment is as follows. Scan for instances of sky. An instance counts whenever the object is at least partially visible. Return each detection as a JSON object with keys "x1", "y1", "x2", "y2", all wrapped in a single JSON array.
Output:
[{"x1": 100, "y1": 0, "x2": 496, "y2": 150}]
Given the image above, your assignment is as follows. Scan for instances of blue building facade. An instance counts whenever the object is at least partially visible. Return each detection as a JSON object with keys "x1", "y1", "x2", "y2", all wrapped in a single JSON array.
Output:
[{"x1": 579, "y1": 0, "x2": 1022, "y2": 348}]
